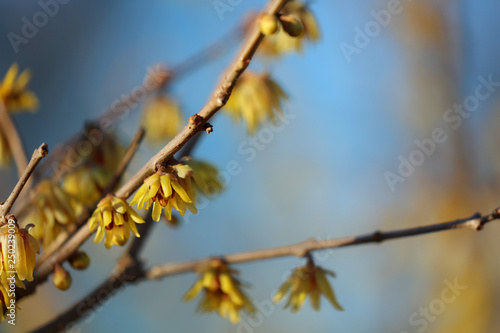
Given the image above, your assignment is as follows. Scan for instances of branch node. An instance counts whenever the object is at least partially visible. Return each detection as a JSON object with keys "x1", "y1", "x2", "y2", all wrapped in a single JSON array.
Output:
[
  {"x1": 189, "y1": 114, "x2": 204, "y2": 126},
  {"x1": 373, "y1": 231, "x2": 384, "y2": 243}
]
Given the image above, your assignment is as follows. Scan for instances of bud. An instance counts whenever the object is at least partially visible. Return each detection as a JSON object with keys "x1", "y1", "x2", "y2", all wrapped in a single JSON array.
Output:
[
  {"x1": 53, "y1": 264, "x2": 72, "y2": 291},
  {"x1": 279, "y1": 15, "x2": 304, "y2": 37},
  {"x1": 259, "y1": 14, "x2": 279, "y2": 35},
  {"x1": 68, "y1": 250, "x2": 91, "y2": 270}
]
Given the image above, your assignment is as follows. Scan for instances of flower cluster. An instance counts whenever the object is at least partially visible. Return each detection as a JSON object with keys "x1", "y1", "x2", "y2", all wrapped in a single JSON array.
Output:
[
  {"x1": 0, "y1": 63, "x2": 38, "y2": 113},
  {"x1": 141, "y1": 94, "x2": 183, "y2": 143},
  {"x1": 224, "y1": 71, "x2": 287, "y2": 134},
  {"x1": 131, "y1": 158, "x2": 223, "y2": 222},
  {"x1": 184, "y1": 259, "x2": 255, "y2": 324},
  {"x1": 26, "y1": 180, "x2": 77, "y2": 248},
  {"x1": 259, "y1": 1, "x2": 320, "y2": 56},
  {"x1": 273, "y1": 259, "x2": 343, "y2": 312},
  {"x1": 62, "y1": 165, "x2": 111, "y2": 207},
  {"x1": 89, "y1": 194, "x2": 144, "y2": 249}
]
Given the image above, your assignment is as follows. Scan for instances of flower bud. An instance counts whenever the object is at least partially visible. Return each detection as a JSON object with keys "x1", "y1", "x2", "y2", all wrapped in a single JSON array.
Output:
[
  {"x1": 279, "y1": 15, "x2": 304, "y2": 37},
  {"x1": 259, "y1": 14, "x2": 279, "y2": 35},
  {"x1": 68, "y1": 250, "x2": 91, "y2": 270},
  {"x1": 53, "y1": 264, "x2": 72, "y2": 291}
]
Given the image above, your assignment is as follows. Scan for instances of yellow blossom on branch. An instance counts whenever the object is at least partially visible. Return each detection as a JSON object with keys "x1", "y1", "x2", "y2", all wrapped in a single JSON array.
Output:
[
  {"x1": 0, "y1": 63, "x2": 38, "y2": 112},
  {"x1": 26, "y1": 180, "x2": 76, "y2": 249},
  {"x1": 131, "y1": 159, "x2": 223, "y2": 222},
  {"x1": 62, "y1": 165, "x2": 111, "y2": 206},
  {"x1": 141, "y1": 94, "x2": 184, "y2": 143},
  {"x1": 89, "y1": 194, "x2": 144, "y2": 249},
  {"x1": 0, "y1": 216, "x2": 40, "y2": 282},
  {"x1": 273, "y1": 258, "x2": 344, "y2": 312},
  {"x1": 183, "y1": 259, "x2": 255, "y2": 324},
  {"x1": 224, "y1": 71, "x2": 287, "y2": 134}
]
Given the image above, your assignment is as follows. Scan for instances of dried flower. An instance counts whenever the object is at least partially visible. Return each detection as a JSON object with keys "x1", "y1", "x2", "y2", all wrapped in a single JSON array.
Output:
[
  {"x1": 89, "y1": 194, "x2": 144, "y2": 249},
  {"x1": 0, "y1": 63, "x2": 38, "y2": 112},
  {"x1": 26, "y1": 180, "x2": 76, "y2": 249},
  {"x1": 224, "y1": 71, "x2": 287, "y2": 134},
  {"x1": 184, "y1": 259, "x2": 255, "y2": 324},
  {"x1": 273, "y1": 259, "x2": 343, "y2": 312},
  {"x1": 259, "y1": 1, "x2": 320, "y2": 56},
  {"x1": 61, "y1": 165, "x2": 111, "y2": 206},
  {"x1": 0, "y1": 217, "x2": 40, "y2": 282},
  {"x1": 141, "y1": 94, "x2": 183, "y2": 143}
]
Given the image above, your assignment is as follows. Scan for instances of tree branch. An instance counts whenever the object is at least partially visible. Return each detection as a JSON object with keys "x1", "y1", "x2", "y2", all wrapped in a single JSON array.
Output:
[
  {"x1": 19, "y1": 0, "x2": 290, "y2": 303},
  {"x1": 0, "y1": 143, "x2": 48, "y2": 218}
]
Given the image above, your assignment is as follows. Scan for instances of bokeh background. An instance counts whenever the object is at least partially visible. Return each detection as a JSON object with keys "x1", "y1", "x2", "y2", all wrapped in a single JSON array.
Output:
[{"x1": 1, "y1": 0, "x2": 500, "y2": 332}]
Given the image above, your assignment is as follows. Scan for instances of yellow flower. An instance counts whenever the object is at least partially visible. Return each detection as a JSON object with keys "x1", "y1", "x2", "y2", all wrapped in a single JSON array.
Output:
[
  {"x1": 273, "y1": 260, "x2": 343, "y2": 312},
  {"x1": 184, "y1": 259, "x2": 255, "y2": 324},
  {"x1": 0, "y1": 271, "x2": 25, "y2": 322},
  {"x1": 130, "y1": 163, "x2": 197, "y2": 221},
  {"x1": 0, "y1": 63, "x2": 38, "y2": 112},
  {"x1": 141, "y1": 94, "x2": 183, "y2": 143},
  {"x1": 62, "y1": 165, "x2": 111, "y2": 206},
  {"x1": 89, "y1": 194, "x2": 144, "y2": 249},
  {"x1": 181, "y1": 157, "x2": 224, "y2": 197},
  {"x1": 26, "y1": 180, "x2": 76, "y2": 249},
  {"x1": 0, "y1": 216, "x2": 40, "y2": 282},
  {"x1": 0, "y1": 130, "x2": 11, "y2": 168},
  {"x1": 224, "y1": 71, "x2": 287, "y2": 134},
  {"x1": 259, "y1": 1, "x2": 320, "y2": 56}
]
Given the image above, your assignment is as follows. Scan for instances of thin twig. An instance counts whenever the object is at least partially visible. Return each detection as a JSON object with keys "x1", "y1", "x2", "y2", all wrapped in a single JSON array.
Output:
[
  {"x1": 0, "y1": 100, "x2": 29, "y2": 179},
  {"x1": 146, "y1": 208, "x2": 500, "y2": 279},
  {"x1": 19, "y1": 0, "x2": 290, "y2": 302},
  {"x1": 0, "y1": 143, "x2": 48, "y2": 218},
  {"x1": 31, "y1": 206, "x2": 500, "y2": 332}
]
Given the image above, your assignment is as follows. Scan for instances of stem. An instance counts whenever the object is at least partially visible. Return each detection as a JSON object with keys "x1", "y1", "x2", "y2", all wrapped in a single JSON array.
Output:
[{"x1": 0, "y1": 143, "x2": 48, "y2": 218}]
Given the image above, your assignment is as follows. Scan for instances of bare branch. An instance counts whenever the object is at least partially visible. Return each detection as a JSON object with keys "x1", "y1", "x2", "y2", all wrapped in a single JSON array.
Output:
[
  {"x1": 0, "y1": 143, "x2": 48, "y2": 218},
  {"x1": 145, "y1": 208, "x2": 500, "y2": 279}
]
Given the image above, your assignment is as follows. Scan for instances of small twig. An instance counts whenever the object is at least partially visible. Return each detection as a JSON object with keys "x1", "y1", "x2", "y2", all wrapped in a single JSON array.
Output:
[
  {"x1": 0, "y1": 99, "x2": 29, "y2": 180},
  {"x1": 0, "y1": 143, "x2": 48, "y2": 218}
]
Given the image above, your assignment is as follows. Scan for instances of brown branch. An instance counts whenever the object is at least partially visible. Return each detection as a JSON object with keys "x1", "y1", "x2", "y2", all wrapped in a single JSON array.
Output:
[
  {"x1": 32, "y1": 206, "x2": 500, "y2": 332},
  {"x1": 35, "y1": 128, "x2": 145, "y2": 267},
  {"x1": 0, "y1": 100, "x2": 29, "y2": 179},
  {"x1": 0, "y1": 143, "x2": 48, "y2": 218},
  {"x1": 18, "y1": 0, "x2": 290, "y2": 303}
]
